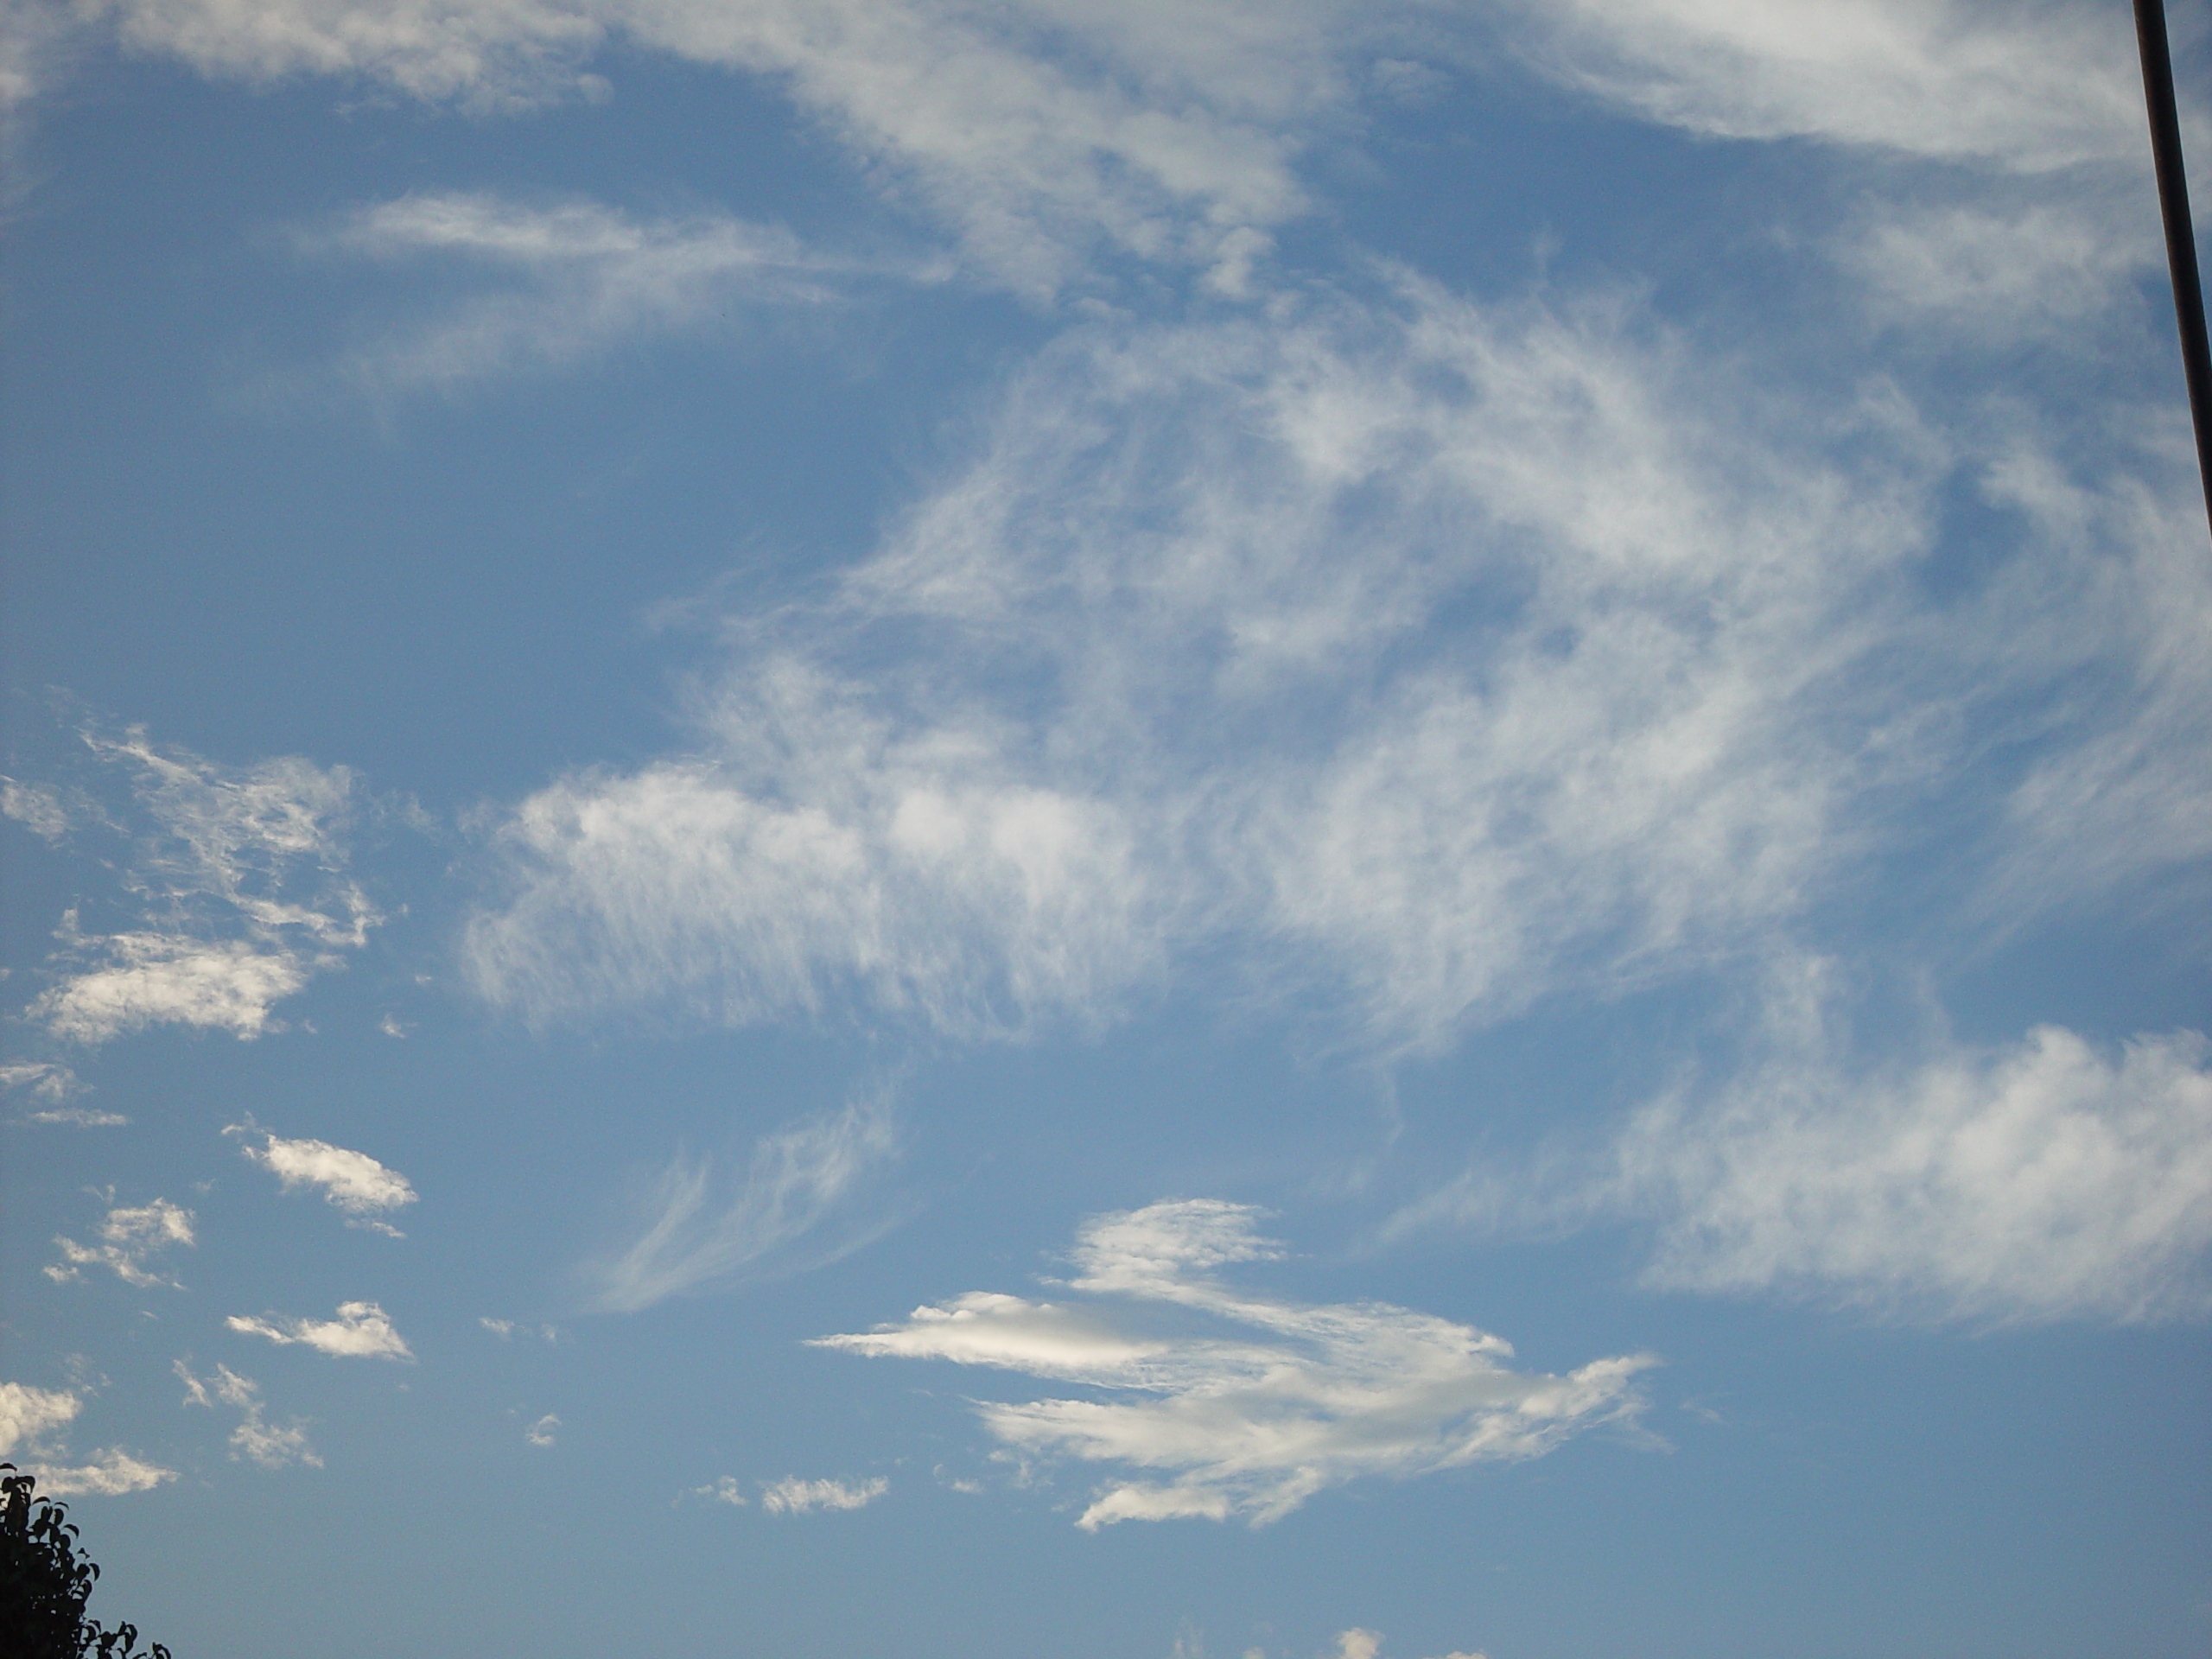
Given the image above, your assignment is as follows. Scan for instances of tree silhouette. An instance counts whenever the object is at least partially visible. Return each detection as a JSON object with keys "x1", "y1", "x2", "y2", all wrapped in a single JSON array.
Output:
[{"x1": 1, "y1": 1465, "x2": 171, "y2": 1659}]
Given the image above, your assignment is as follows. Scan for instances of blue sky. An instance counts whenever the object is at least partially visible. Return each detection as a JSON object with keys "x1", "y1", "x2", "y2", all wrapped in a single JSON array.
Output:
[{"x1": 3, "y1": 3, "x2": 2210, "y2": 1655}]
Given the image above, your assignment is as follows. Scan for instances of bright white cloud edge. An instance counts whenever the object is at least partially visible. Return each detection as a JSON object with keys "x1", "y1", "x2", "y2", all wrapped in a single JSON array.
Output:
[{"x1": 816, "y1": 1199, "x2": 1654, "y2": 1529}]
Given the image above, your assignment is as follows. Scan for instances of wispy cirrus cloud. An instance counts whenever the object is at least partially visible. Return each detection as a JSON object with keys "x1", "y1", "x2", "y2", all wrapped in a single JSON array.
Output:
[
  {"x1": 228, "y1": 1123, "x2": 417, "y2": 1234},
  {"x1": 313, "y1": 191, "x2": 925, "y2": 391},
  {"x1": 177, "y1": 1362, "x2": 321, "y2": 1468},
  {"x1": 463, "y1": 266, "x2": 2207, "y2": 1054},
  {"x1": 48, "y1": 1198, "x2": 194, "y2": 1288},
  {"x1": 12, "y1": 722, "x2": 379, "y2": 1046},
  {"x1": 227, "y1": 1300, "x2": 415, "y2": 1360},
  {"x1": 758, "y1": 1475, "x2": 887, "y2": 1516},
  {"x1": 817, "y1": 1200, "x2": 1654, "y2": 1528},
  {"x1": 0, "y1": 1062, "x2": 126, "y2": 1126},
  {"x1": 588, "y1": 1088, "x2": 901, "y2": 1312}
]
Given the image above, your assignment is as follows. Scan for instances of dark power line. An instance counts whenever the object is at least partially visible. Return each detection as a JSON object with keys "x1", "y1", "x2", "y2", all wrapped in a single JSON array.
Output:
[{"x1": 2135, "y1": 0, "x2": 2212, "y2": 535}]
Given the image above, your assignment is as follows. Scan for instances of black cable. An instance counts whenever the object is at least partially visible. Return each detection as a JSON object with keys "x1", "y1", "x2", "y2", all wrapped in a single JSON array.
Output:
[{"x1": 2134, "y1": 0, "x2": 2212, "y2": 535}]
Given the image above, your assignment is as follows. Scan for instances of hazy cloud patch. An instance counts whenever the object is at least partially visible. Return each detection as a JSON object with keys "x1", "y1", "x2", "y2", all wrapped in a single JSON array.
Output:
[{"x1": 758, "y1": 1475, "x2": 887, "y2": 1515}]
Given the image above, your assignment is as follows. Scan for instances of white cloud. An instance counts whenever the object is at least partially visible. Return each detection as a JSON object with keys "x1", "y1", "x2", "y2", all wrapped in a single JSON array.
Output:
[
  {"x1": 48, "y1": 1198, "x2": 195, "y2": 1287},
  {"x1": 816, "y1": 1199, "x2": 1653, "y2": 1528},
  {"x1": 21, "y1": 726, "x2": 378, "y2": 1046},
  {"x1": 0, "y1": 1381, "x2": 83, "y2": 1455},
  {"x1": 27, "y1": 1450, "x2": 178, "y2": 1497},
  {"x1": 34, "y1": 931, "x2": 316, "y2": 1044},
  {"x1": 758, "y1": 1475, "x2": 887, "y2": 1516},
  {"x1": 180, "y1": 1362, "x2": 321, "y2": 1469},
  {"x1": 0, "y1": 1381, "x2": 175, "y2": 1497},
  {"x1": 1330, "y1": 1633, "x2": 1485, "y2": 1659},
  {"x1": 691, "y1": 1475, "x2": 748, "y2": 1505},
  {"x1": 231, "y1": 1126, "x2": 417, "y2": 1232},
  {"x1": 524, "y1": 1413, "x2": 559, "y2": 1446},
  {"x1": 1610, "y1": 1023, "x2": 2212, "y2": 1325},
  {"x1": 0, "y1": 1061, "x2": 81, "y2": 1103},
  {"x1": 1502, "y1": 0, "x2": 2156, "y2": 170},
  {"x1": 315, "y1": 191, "x2": 912, "y2": 390},
  {"x1": 463, "y1": 276, "x2": 1967, "y2": 1051},
  {"x1": 227, "y1": 1300, "x2": 415, "y2": 1359},
  {"x1": 1403, "y1": 961, "x2": 2212, "y2": 1325},
  {"x1": 58, "y1": 0, "x2": 1384, "y2": 292},
  {"x1": 587, "y1": 1088, "x2": 902, "y2": 1312}
]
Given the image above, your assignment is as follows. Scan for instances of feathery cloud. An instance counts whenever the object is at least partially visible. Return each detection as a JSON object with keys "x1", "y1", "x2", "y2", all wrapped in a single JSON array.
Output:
[
  {"x1": 313, "y1": 191, "x2": 918, "y2": 390},
  {"x1": 817, "y1": 1200, "x2": 1653, "y2": 1528},
  {"x1": 48, "y1": 1198, "x2": 194, "y2": 1288},
  {"x1": 179, "y1": 1362, "x2": 321, "y2": 1468},
  {"x1": 588, "y1": 1089, "x2": 901, "y2": 1312},
  {"x1": 20, "y1": 725, "x2": 378, "y2": 1045},
  {"x1": 758, "y1": 1475, "x2": 887, "y2": 1516}
]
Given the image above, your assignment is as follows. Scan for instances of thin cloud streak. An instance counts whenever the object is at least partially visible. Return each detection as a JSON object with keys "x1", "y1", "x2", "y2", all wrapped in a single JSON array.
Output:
[
  {"x1": 315, "y1": 191, "x2": 927, "y2": 390},
  {"x1": 588, "y1": 1087, "x2": 902, "y2": 1312},
  {"x1": 226, "y1": 1300, "x2": 415, "y2": 1359}
]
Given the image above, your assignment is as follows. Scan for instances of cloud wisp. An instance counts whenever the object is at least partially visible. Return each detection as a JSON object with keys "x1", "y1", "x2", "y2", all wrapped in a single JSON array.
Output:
[
  {"x1": 48, "y1": 1198, "x2": 194, "y2": 1289},
  {"x1": 229, "y1": 1125, "x2": 418, "y2": 1235},
  {"x1": 0, "y1": 1062, "x2": 124, "y2": 1126},
  {"x1": 178, "y1": 1363, "x2": 321, "y2": 1469},
  {"x1": 587, "y1": 1089, "x2": 902, "y2": 1313},
  {"x1": 16, "y1": 724, "x2": 378, "y2": 1046},
  {"x1": 226, "y1": 1300, "x2": 415, "y2": 1360},
  {"x1": 758, "y1": 1475, "x2": 888, "y2": 1516},
  {"x1": 313, "y1": 191, "x2": 924, "y2": 391},
  {"x1": 816, "y1": 1200, "x2": 1654, "y2": 1529},
  {"x1": 0, "y1": 1381, "x2": 175, "y2": 1497}
]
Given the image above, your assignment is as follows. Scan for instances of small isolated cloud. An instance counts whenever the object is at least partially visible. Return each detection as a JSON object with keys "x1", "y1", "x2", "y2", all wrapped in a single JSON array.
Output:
[
  {"x1": 48, "y1": 1198, "x2": 194, "y2": 1287},
  {"x1": 758, "y1": 1476, "x2": 887, "y2": 1516},
  {"x1": 524, "y1": 1414, "x2": 559, "y2": 1447},
  {"x1": 226, "y1": 1300, "x2": 413, "y2": 1360},
  {"x1": 178, "y1": 1362, "x2": 320, "y2": 1469},
  {"x1": 315, "y1": 192, "x2": 913, "y2": 391},
  {"x1": 229, "y1": 1125, "x2": 416, "y2": 1233},
  {"x1": 1331, "y1": 1632, "x2": 1485, "y2": 1659},
  {"x1": 588, "y1": 1090, "x2": 900, "y2": 1312},
  {"x1": 816, "y1": 1200, "x2": 1652, "y2": 1528},
  {"x1": 20, "y1": 725, "x2": 378, "y2": 1046},
  {"x1": 0, "y1": 1381, "x2": 175, "y2": 1497},
  {"x1": 690, "y1": 1476, "x2": 747, "y2": 1506}
]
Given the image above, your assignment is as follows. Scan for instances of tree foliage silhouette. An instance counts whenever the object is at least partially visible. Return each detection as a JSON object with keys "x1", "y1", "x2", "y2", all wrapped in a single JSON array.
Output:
[{"x1": 1, "y1": 1465, "x2": 170, "y2": 1659}]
